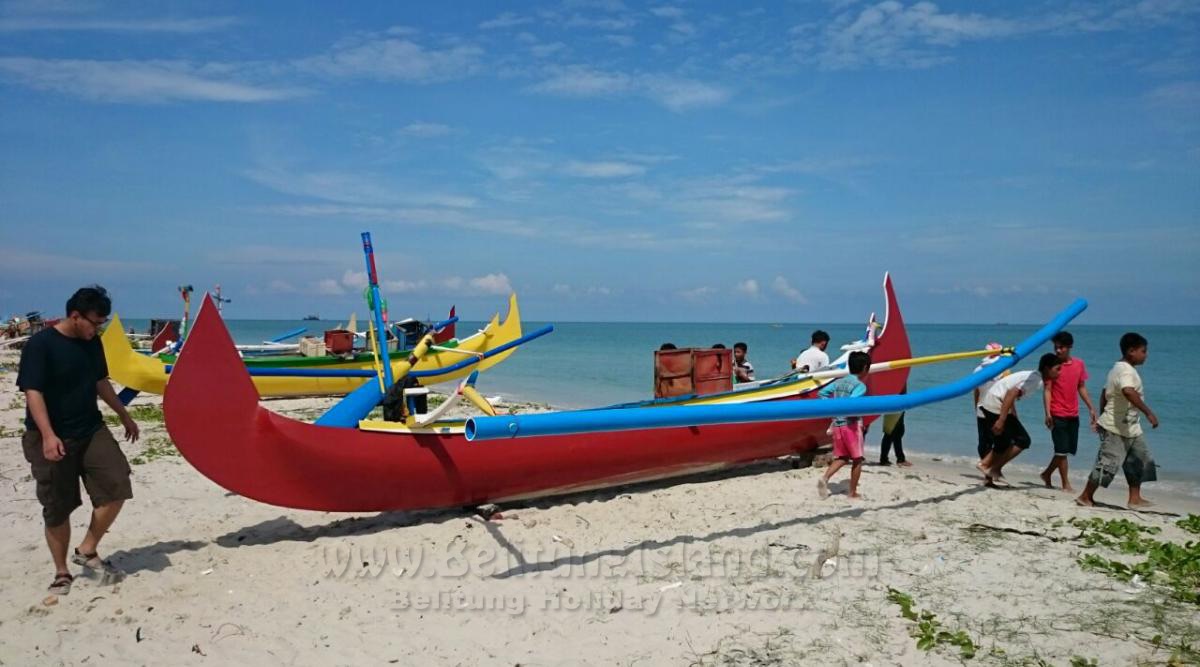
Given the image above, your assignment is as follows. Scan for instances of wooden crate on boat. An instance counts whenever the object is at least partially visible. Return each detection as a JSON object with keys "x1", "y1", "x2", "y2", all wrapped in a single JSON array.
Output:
[{"x1": 654, "y1": 348, "x2": 733, "y2": 398}]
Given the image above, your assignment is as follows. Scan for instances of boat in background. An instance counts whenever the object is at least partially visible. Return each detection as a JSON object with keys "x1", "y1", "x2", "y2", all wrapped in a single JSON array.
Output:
[{"x1": 104, "y1": 294, "x2": 527, "y2": 398}]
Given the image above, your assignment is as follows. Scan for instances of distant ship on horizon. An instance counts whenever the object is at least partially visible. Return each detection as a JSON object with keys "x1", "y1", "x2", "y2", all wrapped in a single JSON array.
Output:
[{"x1": 302, "y1": 314, "x2": 320, "y2": 321}]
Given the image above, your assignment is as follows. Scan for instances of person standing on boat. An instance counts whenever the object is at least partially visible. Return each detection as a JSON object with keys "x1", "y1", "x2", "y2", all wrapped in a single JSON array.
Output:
[
  {"x1": 16, "y1": 286, "x2": 139, "y2": 596},
  {"x1": 793, "y1": 330, "x2": 830, "y2": 374},
  {"x1": 817, "y1": 351, "x2": 871, "y2": 499},
  {"x1": 1038, "y1": 331, "x2": 1097, "y2": 492},
  {"x1": 977, "y1": 353, "x2": 1062, "y2": 486},
  {"x1": 733, "y1": 342, "x2": 755, "y2": 383},
  {"x1": 1076, "y1": 333, "x2": 1159, "y2": 509}
]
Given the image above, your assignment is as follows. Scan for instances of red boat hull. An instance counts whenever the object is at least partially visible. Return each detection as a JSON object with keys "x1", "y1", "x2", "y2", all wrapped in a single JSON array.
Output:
[{"x1": 164, "y1": 276, "x2": 911, "y2": 512}]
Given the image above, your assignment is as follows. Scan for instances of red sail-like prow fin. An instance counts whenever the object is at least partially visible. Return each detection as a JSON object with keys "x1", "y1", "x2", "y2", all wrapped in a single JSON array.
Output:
[
  {"x1": 860, "y1": 272, "x2": 912, "y2": 426},
  {"x1": 433, "y1": 305, "x2": 456, "y2": 344}
]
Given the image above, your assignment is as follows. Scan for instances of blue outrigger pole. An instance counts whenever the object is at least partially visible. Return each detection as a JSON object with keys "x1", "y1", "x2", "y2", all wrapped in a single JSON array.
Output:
[{"x1": 464, "y1": 298, "x2": 1088, "y2": 442}]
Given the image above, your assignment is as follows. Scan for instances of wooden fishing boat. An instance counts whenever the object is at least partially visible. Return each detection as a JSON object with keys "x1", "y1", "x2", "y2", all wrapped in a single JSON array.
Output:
[
  {"x1": 105, "y1": 294, "x2": 525, "y2": 398},
  {"x1": 163, "y1": 275, "x2": 915, "y2": 512}
]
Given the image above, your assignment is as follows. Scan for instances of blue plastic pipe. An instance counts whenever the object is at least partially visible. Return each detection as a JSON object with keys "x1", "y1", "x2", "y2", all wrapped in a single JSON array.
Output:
[
  {"x1": 269, "y1": 327, "x2": 307, "y2": 343},
  {"x1": 464, "y1": 299, "x2": 1087, "y2": 442}
]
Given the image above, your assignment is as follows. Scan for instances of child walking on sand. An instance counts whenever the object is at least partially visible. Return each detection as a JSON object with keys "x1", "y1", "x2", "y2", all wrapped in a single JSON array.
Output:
[
  {"x1": 817, "y1": 351, "x2": 871, "y2": 499},
  {"x1": 1076, "y1": 332, "x2": 1160, "y2": 509},
  {"x1": 977, "y1": 353, "x2": 1063, "y2": 486},
  {"x1": 1039, "y1": 331, "x2": 1097, "y2": 492}
]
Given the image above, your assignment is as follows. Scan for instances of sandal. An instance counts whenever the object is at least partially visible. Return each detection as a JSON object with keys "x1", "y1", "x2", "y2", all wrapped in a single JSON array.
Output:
[
  {"x1": 71, "y1": 548, "x2": 124, "y2": 581},
  {"x1": 48, "y1": 572, "x2": 74, "y2": 596}
]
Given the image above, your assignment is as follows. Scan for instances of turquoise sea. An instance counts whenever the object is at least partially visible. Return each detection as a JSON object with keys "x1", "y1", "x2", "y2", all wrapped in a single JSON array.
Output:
[{"x1": 124, "y1": 317, "x2": 1198, "y2": 493}]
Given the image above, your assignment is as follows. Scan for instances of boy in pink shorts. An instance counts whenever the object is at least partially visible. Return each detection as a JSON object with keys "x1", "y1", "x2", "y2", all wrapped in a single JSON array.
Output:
[{"x1": 817, "y1": 351, "x2": 872, "y2": 499}]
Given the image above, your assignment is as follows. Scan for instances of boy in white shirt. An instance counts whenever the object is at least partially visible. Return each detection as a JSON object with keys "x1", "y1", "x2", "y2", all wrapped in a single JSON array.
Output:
[
  {"x1": 978, "y1": 353, "x2": 1063, "y2": 486},
  {"x1": 1076, "y1": 333, "x2": 1160, "y2": 509},
  {"x1": 792, "y1": 330, "x2": 830, "y2": 374}
]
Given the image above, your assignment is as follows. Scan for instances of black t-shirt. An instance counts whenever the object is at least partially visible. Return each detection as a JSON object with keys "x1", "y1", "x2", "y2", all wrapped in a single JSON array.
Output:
[{"x1": 16, "y1": 327, "x2": 108, "y2": 439}]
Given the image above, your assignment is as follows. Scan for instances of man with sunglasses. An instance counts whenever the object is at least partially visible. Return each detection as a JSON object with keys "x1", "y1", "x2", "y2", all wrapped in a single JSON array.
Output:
[{"x1": 17, "y1": 285, "x2": 140, "y2": 597}]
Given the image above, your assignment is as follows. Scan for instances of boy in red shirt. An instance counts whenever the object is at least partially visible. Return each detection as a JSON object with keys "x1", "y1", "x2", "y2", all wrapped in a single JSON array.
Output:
[{"x1": 1039, "y1": 331, "x2": 1097, "y2": 491}]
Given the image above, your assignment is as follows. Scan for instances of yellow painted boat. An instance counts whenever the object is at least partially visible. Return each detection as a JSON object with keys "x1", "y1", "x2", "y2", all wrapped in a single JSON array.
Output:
[{"x1": 103, "y1": 294, "x2": 524, "y2": 397}]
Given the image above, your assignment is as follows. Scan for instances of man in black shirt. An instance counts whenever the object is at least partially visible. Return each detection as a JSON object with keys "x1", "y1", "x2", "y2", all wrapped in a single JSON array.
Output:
[{"x1": 17, "y1": 285, "x2": 140, "y2": 596}]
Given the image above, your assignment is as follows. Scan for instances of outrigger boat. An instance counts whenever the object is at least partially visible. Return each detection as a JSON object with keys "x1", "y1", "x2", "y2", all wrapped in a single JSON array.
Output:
[
  {"x1": 162, "y1": 273, "x2": 1087, "y2": 513},
  {"x1": 102, "y1": 294, "x2": 525, "y2": 398}
]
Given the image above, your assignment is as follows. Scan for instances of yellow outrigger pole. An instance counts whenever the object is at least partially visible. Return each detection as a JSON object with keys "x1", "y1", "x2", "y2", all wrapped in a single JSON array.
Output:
[{"x1": 797, "y1": 346, "x2": 1014, "y2": 383}]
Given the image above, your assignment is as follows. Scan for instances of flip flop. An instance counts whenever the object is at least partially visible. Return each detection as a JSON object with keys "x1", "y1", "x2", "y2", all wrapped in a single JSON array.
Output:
[{"x1": 48, "y1": 572, "x2": 74, "y2": 596}]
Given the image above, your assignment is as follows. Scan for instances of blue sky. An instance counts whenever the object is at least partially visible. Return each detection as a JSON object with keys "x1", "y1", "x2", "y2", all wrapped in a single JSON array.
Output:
[{"x1": 1, "y1": 1, "x2": 1196, "y2": 324}]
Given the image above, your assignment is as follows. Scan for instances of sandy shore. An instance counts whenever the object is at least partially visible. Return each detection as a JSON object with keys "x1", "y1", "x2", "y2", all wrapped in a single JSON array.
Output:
[{"x1": 1, "y1": 352, "x2": 1197, "y2": 666}]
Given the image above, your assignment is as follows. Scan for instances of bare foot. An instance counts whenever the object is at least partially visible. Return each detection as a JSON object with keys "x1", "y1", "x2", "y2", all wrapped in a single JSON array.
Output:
[
  {"x1": 1128, "y1": 499, "x2": 1155, "y2": 509},
  {"x1": 847, "y1": 492, "x2": 862, "y2": 500},
  {"x1": 1039, "y1": 470, "x2": 1053, "y2": 488},
  {"x1": 1061, "y1": 484, "x2": 1075, "y2": 493},
  {"x1": 817, "y1": 478, "x2": 830, "y2": 499},
  {"x1": 1074, "y1": 496, "x2": 1093, "y2": 507},
  {"x1": 976, "y1": 462, "x2": 990, "y2": 477},
  {"x1": 990, "y1": 471, "x2": 1010, "y2": 487},
  {"x1": 898, "y1": 461, "x2": 914, "y2": 468}
]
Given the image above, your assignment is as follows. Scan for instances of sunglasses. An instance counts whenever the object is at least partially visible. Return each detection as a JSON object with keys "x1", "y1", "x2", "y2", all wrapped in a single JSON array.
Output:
[{"x1": 81, "y1": 315, "x2": 108, "y2": 328}]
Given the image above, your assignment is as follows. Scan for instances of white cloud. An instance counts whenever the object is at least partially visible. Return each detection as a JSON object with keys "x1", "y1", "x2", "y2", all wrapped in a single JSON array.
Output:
[
  {"x1": 399, "y1": 121, "x2": 452, "y2": 138},
  {"x1": 470, "y1": 273, "x2": 513, "y2": 295},
  {"x1": 0, "y1": 57, "x2": 304, "y2": 103},
  {"x1": 812, "y1": 1, "x2": 1021, "y2": 70},
  {"x1": 295, "y1": 35, "x2": 483, "y2": 83},
  {"x1": 265, "y1": 280, "x2": 297, "y2": 294},
  {"x1": 640, "y1": 75, "x2": 729, "y2": 111},
  {"x1": 552, "y1": 283, "x2": 573, "y2": 295},
  {"x1": 772, "y1": 276, "x2": 807, "y2": 304},
  {"x1": 680, "y1": 286, "x2": 717, "y2": 302},
  {"x1": 530, "y1": 65, "x2": 633, "y2": 97},
  {"x1": 384, "y1": 279, "x2": 428, "y2": 293},
  {"x1": 313, "y1": 279, "x2": 345, "y2": 295},
  {"x1": 529, "y1": 67, "x2": 729, "y2": 111},
  {"x1": 602, "y1": 33, "x2": 635, "y2": 47},
  {"x1": 564, "y1": 160, "x2": 646, "y2": 178},
  {"x1": 530, "y1": 42, "x2": 567, "y2": 58},
  {"x1": 479, "y1": 12, "x2": 533, "y2": 30},
  {"x1": 735, "y1": 279, "x2": 760, "y2": 298},
  {"x1": 341, "y1": 269, "x2": 368, "y2": 289},
  {"x1": 649, "y1": 6, "x2": 685, "y2": 19},
  {"x1": 244, "y1": 167, "x2": 477, "y2": 208},
  {"x1": 0, "y1": 16, "x2": 239, "y2": 32}
]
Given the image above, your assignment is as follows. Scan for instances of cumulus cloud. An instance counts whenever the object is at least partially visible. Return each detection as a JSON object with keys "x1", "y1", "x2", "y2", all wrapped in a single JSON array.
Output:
[
  {"x1": 313, "y1": 278, "x2": 345, "y2": 295},
  {"x1": 735, "y1": 279, "x2": 760, "y2": 298},
  {"x1": 470, "y1": 273, "x2": 513, "y2": 295},
  {"x1": 772, "y1": 276, "x2": 807, "y2": 304},
  {"x1": 341, "y1": 269, "x2": 368, "y2": 289}
]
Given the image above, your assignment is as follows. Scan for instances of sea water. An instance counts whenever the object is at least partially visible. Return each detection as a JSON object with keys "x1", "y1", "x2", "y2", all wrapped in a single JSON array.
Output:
[{"x1": 125, "y1": 318, "x2": 1198, "y2": 493}]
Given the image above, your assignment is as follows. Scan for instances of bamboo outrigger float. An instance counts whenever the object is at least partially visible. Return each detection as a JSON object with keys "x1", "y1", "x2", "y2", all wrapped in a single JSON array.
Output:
[{"x1": 101, "y1": 295, "x2": 525, "y2": 398}]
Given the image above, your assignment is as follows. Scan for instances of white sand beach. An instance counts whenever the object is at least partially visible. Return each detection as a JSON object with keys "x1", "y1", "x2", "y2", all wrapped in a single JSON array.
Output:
[{"x1": 1, "y1": 352, "x2": 1197, "y2": 666}]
